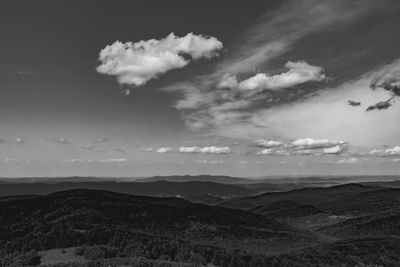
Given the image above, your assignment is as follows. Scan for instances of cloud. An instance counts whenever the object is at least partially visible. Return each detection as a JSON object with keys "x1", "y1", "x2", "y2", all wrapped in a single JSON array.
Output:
[
  {"x1": 160, "y1": 0, "x2": 387, "y2": 147},
  {"x1": 167, "y1": 62, "x2": 326, "y2": 132},
  {"x1": 94, "y1": 138, "x2": 110, "y2": 143},
  {"x1": 337, "y1": 157, "x2": 359, "y2": 164},
  {"x1": 213, "y1": 0, "x2": 373, "y2": 76},
  {"x1": 178, "y1": 146, "x2": 231, "y2": 154},
  {"x1": 156, "y1": 147, "x2": 173, "y2": 153},
  {"x1": 291, "y1": 138, "x2": 346, "y2": 150},
  {"x1": 97, "y1": 158, "x2": 127, "y2": 163},
  {"x1": 256, "y1": 148, "x2": 290, "y2": 156},
  {"x1": 48, "y1": 138, "x2": 70, "y2": 144},
  {"x1": 12, "y1": 138, "x2": 25, "y2": 144},
  {"x1": 366, "y1": 98, "x2": 393, "y2": 111},
  {"x1": 17, "y1": 70, "x2": 32, "y2": 75},
  {"x1": 81, "y1": 145, "x2": 97, "y2": 151},
  {"x1": 62, "y1": 158, "x2": 127, "y2": 163},
  {"x1": 97, "y1": 33, "x2": 222, "y2": 87},
  {"x1": 370, "y1": 59, "x2": 400, "y2": 97},
  {"x1": 218, "y1": 61, "x2": 326, "y2": 91},
  {"x1": 322, "y1": 145, "x2": 346, "y2": 154},
  {"x1": 253, "y1": 139, "x2": 283, "y2": 148},
  {"x1": 196, "y1": 159, "x2": 224, "y2": 164},
  {"x1": 254, "y1": 139, "x2": 348, "y2": 156},
  {"x1": 238, "y1": 71, "x2": 400, "y2": 147},
  {"x1": 141, "y1": 147, "x2": 154, "y2": 152},
  {"x1": 81, "y1": 145, "x2": 105, "y2": 153},
  {"x1": 369, "y1": 146, "x2": 400, "y2": 157},
  {"x1": 114, "y1": 148, "x2": 127, "y2": 153}
]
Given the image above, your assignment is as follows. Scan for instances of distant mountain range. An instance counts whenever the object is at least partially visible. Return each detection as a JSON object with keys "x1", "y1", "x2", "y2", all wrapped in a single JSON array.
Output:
[
  {"x1": 2, "y1": 175, "x2": 400, "y2": 207},
  {"x1": 2, "y1": 174, "x2": 400, "y2": 184}
]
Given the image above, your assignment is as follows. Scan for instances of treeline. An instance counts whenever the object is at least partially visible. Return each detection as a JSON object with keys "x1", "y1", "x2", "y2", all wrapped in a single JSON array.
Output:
[{"x1": 3, "y1": 237, "x2": 400, "y2": 267}]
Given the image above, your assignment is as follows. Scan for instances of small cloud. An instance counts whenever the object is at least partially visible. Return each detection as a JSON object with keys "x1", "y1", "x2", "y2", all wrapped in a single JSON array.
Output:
[
  {"x1": 2, "y1": 158, "x2": 20, "y2": 163},
  {"x1": 97, "y1": 158, "x2": 127, "y2": 163},
  {"x1": 196, "y1": 159, "x2": 224, "y2": 164},
  {"x1": 366, "y1": 97, "x2": 393, "y2": 111},
  {"x1": 178, "y1": 146, "x2": 231, "y2": 154},
  {"x1": 141, "y1": 147, "x2": 154, "y2": 152},
  {"x1": 253, "y1": 139, "x2": 283, "y2": 148},
  {"x1": 337, "y1": 157, "x2": 359, "y2": 164},
  {"x1": 114, "y1": 148, "x2": 127, "y2": 153},
  {"x1": 291, "y1": 138, "x2": 346, "y2": 150},
  {"x1": 81, "y1": 145, "x2": 98, "y2": 151},
  {"x1": 218, "y1": 61, "x2": 326, "y2": 91},
  {"x1": 62, "y1": 158, "x2": 93, "y2": 163},
  {"x1": 17, "y1": 70, "x2": 32, "y2": 75},
  {"x1": 322, "y1": 145, "x2": 346, "y2": 154},
  {"x1": 48, "y1": 137, "x2": 70, "y2": 144},
  {"x1": 94, "y1": 138, "x2": 110, "y2": 143},
  {"x1": 12, "y1": 138, "x2": 25, "y2": 144},
  {"x1": 62, "y1": 158, "x2": 127, "y2": 163},
  {"x1": 370, "y1": 59, "x2": 400, "y2": 97},
  {"x1": 369, "y1": 146, "x2": 400, "y2": 157},
  {"x1": 81, "y1": 145, "x2": 105, "y2": 153},
  {"x1": 256, "y1": 148, "x2": 290, "y2": 156},
  {"x1": 156, "y1": 147, "x2": 173, "y2": 153}
]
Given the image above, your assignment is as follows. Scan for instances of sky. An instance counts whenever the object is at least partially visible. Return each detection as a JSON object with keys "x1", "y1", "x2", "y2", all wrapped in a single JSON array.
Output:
[{"x1": 1, "y1": 0, "x2": 400, "y2": 177}]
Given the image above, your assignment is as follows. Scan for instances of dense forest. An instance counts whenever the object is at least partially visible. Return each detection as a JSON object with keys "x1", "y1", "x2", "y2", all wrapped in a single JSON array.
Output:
[{"x1": 1, "y1": 184, "x2": 400, "y2": 266}]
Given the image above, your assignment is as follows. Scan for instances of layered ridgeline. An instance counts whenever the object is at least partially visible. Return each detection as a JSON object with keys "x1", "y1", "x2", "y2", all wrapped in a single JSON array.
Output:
[
  {"x1": 1, "y1": 182, "x2": 400, "y2": 266},
  {"x1": 2, "y1": 175, "x2": 400, "y2": 206}
]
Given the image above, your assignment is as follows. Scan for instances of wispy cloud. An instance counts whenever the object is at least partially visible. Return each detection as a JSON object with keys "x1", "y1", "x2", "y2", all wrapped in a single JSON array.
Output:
[
  {"x1": 291, "y1": 138, "x2": 347, "y2": 150},
  {"x1": 62, "y1": 158, "x2": 127, "y2": 163},
  {"x1": 218, "y1": 61, "x2": 326, "y2": 91},
  {"x1": 114, "y1": 148, "x2": 127, "y2": 153},
  {"x1": 254, "y1": 138, "x2": 348, "y2": 156},
  {"x1": 337, "y1": 157, "x2": 360, "y2": 164},
  {"x1": 369, "y1": 146, "x2": 400, "y2": 157},
  {"x1": 178, "y1": 146, "x2": 231, "y2": 154},
  {"x1": 94, "y1": 138, "x2": 110, "y2": 143},
  {"x1": 12, "y1": 138, "x2": 25, "y2": 144},
  {"x1": 80, "y1": 145, "x2": 105, "y2": 153},
  {"x1": 47, "y1": 138, "x2": 71, "y2": 144},
  {"x1": 213, "y1": 0, "x2": 373, "y2": 76},
  {"x1": 253, "y1": 139, "x2": 283, "y2": 148}
]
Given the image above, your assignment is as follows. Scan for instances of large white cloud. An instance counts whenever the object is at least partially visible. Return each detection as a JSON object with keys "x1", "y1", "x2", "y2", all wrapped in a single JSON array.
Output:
[
  {"x1": 218, "y1": 61, "x2": 326, "y2": 91},
  {"x1": 97, "y1": 33, "x2": 222, "y2": 86}
]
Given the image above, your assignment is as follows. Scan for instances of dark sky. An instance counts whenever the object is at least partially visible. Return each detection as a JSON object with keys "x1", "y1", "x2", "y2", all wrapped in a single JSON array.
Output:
[{"x1": 1, "y1": 0, "x2": 400, "y2": 177}]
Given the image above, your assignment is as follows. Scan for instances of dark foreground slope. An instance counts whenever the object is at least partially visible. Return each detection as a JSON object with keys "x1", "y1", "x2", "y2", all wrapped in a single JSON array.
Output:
[
  {"x1": 0, "y1": 189, "x2": 314, "y2": 266},
  {"x1": 2, "y1": 186, "x2": 400, "y2": 266}
]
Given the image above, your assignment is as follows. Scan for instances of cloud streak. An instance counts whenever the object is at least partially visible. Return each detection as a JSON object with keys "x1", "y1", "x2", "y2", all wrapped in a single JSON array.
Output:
[
  {"x1": 218, "y1": 61, "x2": 326, "y2": 91},
  {"x1": 178, "y1": 146, "x2": 231, "y2": 154}
]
